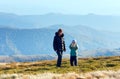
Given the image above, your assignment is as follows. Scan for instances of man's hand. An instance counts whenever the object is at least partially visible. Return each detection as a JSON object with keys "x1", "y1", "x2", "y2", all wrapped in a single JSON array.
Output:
[
  {"x1": 64, "y1": 49, "x2": 66, "y2": 52},
  {"x1": 55, "y1": 50, "x2": 57, "y2": 52}
]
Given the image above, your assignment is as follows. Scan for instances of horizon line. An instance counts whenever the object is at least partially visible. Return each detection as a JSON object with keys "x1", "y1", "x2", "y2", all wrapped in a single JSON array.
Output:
[{"x1": 0, "y1": 12, "x2": 120, "y2": 16}]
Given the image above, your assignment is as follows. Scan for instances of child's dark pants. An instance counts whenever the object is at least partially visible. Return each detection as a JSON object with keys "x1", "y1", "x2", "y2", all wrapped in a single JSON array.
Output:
[{"x1": 70, "y1": 56, "x2": 78, "y2": 66}]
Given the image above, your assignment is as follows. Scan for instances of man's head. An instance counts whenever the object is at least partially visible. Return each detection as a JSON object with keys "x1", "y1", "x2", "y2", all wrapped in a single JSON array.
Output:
[{"x1": 58, "y1": 29, "x2": 63, "y2": 36}]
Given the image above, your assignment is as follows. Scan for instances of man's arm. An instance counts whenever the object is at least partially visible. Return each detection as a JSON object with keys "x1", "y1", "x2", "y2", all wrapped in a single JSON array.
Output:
[
  {"x1": 53, "y1": 36, "x2": 57, "y2": 51},
  {"x1": 63, "y1": 40, "x2": 66, "y2": 52}
]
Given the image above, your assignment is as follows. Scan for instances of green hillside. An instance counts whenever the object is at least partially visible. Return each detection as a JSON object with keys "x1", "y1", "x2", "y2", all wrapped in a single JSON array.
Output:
[{"x1": 0, "y1": 56, "x2": 120, "y2": 74}]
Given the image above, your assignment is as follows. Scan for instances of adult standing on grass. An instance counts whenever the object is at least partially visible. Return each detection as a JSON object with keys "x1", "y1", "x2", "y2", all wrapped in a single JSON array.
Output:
[
  {"x1": 53, "y1": 29, "x2": 66, "y2": 67},
  {"x1": 69, "y1": 40, "x2": 79, "y2": 66}
]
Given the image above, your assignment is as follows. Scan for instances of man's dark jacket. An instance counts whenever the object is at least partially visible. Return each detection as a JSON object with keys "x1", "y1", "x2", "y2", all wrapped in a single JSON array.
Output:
[{"x1": 53, "y1": 32, "x2": 66, "y2": 51}]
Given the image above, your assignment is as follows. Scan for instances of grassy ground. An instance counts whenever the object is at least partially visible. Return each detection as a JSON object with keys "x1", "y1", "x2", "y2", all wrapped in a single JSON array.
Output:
[{"x1": 0, "y1": 56, "x2": 120, "y2": 75}]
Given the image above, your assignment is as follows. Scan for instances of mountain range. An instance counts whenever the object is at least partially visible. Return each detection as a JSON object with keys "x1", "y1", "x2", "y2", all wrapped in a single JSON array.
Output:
[
  {"x1": 0, "y1": 25, "x2": 120, "y2": 56},
  {"x1": 0, "y1": 12, "x2": 120, "y2": 31},
  {"x1": 0, "y1": 12, "x2": 120, "y2": 58}
]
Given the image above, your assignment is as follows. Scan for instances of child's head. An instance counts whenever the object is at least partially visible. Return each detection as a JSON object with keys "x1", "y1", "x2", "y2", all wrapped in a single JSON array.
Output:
[
  {"x1": 71, "y1": 40, "x2": 77, "y2": 47},
  {"x1": 72, "y1": 40, "x2": 77, "y2": 44}
]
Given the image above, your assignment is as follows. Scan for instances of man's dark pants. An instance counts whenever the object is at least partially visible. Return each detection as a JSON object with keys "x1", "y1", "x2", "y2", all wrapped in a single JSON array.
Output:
[{"x1": 56, "y1": 50, "x2": 63, "y2": 67}]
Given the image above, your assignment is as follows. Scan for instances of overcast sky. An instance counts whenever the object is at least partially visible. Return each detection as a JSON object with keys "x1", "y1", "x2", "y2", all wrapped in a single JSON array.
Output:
[{"x1": 0, "y1": 0, "x2": 120, "y2": 15}]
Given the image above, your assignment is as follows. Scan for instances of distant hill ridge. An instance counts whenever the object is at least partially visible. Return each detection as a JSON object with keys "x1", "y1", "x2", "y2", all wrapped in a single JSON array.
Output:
[
  {"x1": 0, "y1": 25, "x2": 120, "y2": 57},
  {"x1": 0, "y1": 12, "x2": 120, "y2": 31}
]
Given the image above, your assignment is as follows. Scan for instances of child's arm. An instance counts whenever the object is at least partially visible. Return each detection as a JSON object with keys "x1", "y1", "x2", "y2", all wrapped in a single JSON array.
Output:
[
  {"x1": 75, "y1": 45, "x2": 78, "y2": 50},
  {"x1": 69, "y1": 44, "x2": 72, "y2": 49}
]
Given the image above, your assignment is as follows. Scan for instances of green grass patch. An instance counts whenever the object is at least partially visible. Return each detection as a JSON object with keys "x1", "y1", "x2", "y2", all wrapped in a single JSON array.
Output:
[{"x1": 0, "y1": 56, "x2": 120, "y2": 74}]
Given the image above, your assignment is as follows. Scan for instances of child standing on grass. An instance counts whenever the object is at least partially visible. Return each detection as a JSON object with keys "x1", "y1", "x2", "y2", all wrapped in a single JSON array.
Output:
[{"x1": 69, "y1": 40, "x2": 79, "y2": 66}]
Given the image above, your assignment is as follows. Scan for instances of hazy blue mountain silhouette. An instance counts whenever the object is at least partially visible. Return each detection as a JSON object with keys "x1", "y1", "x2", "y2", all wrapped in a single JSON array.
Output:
[
  {"x1": 0, "y1": 25, "x2": 120, "y2": 56},
  {"x1": 0, "y1": 12, "x2": 120, "y2": 57},
  {"x1": 0, "y1": 27, "x2": 73, "y2": 55},
  {"x1": 0, "y1": 12, "x2": 120, "y2": 30}
]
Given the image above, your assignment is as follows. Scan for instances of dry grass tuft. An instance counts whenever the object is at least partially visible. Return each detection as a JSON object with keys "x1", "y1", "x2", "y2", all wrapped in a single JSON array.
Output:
[{"x1": 1, "y1": 70, "x2": 120, "y2": 79}]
